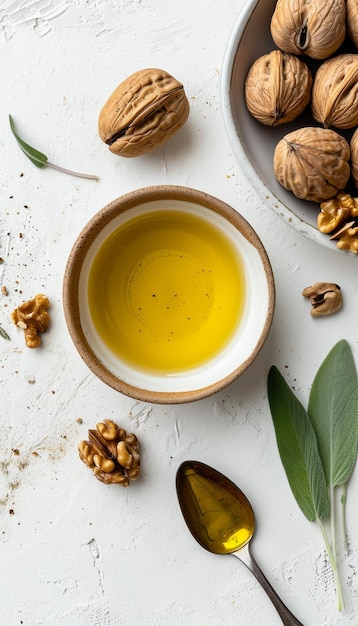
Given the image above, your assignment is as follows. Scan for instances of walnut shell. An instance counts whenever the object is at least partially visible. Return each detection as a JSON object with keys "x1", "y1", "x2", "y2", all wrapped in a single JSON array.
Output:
[
  {"x1": 311, "y1": 54, "x2": 358, "y2": 130},
  {"x1": 244, "y1": 50, "x2": 312, "y2": 126},
  {"x1": 273, "y1": 127, "x2": 350, "y2": 202},
  {"x1": 98, "y1": 68, "x2": 190, "y2": 157},
  {"x1": 350, "y1": 128, "x2": 358, "y2": 188},
  {"x1": 270, "y1": 0, "x2": 346, "y2": 60},
  {"x1": 347, "y1": 0, "x2": 358, "y2": 47}
]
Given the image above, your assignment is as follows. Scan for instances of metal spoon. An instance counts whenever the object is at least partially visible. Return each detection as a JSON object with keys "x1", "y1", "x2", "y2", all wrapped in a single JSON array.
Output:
[{"x1": 176, "y1": 460, "x2": 304, "y2": 626}]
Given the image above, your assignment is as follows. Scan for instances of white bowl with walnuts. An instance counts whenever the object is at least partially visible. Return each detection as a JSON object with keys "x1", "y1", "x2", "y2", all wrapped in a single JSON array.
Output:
[{"x1": 221, "y1": 0, "x2": 358, "y2": 253}]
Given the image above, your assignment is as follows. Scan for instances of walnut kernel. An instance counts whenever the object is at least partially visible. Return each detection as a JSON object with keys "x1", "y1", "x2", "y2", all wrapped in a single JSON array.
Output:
[
  {"x1": 332, "y1": 224, "x2": 358, "y2": 253},
  {"x1": 78, "y1": 419, "x2": 140, "y2": 487},
  {"x1": 11, "y1": 294, "x2": 50, "y2": 348},
  {"x1": 318, "y1": 193, "x2": 358, "y2": 252}
]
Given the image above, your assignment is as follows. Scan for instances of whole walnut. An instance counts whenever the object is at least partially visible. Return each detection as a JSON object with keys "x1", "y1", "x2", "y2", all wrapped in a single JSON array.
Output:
[
  {"x1": 98, "y1": 68, "x2": 189, "y2": 157},
  {"x1": 347, "y1": 0, "x2": 358, "y2": 47},
  {"x1": 350, "y1": 128, "x2": 358, "y2": 188},
  {"x1": 311, "y1": 54, "x2": 358, "y2": 130},
  {"x1": 273, "y1": 127, "x2": 350, "y2": 202},
  {"x1": 244, "y1": 50, "x2": 312, "y2": 126},
  {"x1": 270, "y1": 0, "x2": 346, "y2": 60}
]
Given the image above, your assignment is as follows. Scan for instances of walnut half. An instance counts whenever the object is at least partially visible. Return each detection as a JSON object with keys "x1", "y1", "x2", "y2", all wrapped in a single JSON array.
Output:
[
  {"x1": 78, "y1": 420, "x2": 140, "y2": 487},
  {"x1": 11, "y1": 293, "x2": 50, "y2": 348},
  {"x1": 318, "y1": 193, "x2": 358, "y2": 253},
  {"x1": 302, "y1": 282, "x2": 342, "y2": 316}
]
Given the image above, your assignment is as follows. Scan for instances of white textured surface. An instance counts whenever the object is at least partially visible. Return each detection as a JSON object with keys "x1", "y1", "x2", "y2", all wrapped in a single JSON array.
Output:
[{"x1": 0, "y1": 1, "x2": 357, "y2": 625}]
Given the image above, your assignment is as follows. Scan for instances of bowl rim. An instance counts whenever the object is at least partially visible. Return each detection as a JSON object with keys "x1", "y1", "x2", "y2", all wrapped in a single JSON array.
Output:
[
  {"x1": 62, "y1": 185, "x2": 275, "y2": 404},
  {"x1": 220, "y1": 0, "x2": 339, "y2": 250}
]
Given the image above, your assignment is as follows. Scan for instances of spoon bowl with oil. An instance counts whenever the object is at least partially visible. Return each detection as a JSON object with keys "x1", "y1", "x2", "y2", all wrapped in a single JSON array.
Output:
[{"x1": 176, "y1": 460, "x2": 304, "y2": 626}]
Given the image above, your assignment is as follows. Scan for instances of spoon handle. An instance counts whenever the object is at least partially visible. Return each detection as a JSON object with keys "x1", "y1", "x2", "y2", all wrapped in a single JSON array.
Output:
[{"x1": 232, "y1": 543, "x2": 304, "y2": 626}]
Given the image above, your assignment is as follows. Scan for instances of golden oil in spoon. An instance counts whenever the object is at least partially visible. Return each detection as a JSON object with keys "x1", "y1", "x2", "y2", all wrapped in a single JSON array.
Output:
[{"x1": 177, "y1": 461, "x2": 255, "y2": 554}]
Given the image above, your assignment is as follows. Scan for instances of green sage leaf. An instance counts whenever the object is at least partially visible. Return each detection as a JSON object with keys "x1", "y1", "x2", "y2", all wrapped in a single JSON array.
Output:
[
  {"x1": 0, "y1": 326, "x2": 10, "y2": 340},
  {"x1": 268, "y1": 366, "x2": 329, "y2": 522},
  {"x1": 9, "y1": 114, "x2": 48, "y2": 168},
  {"x1": 9, "y1": 114, "x2": 98, "y2": 180},
  {"x1": 308, "y1": 339, "x2": 358, "y2": 488}
]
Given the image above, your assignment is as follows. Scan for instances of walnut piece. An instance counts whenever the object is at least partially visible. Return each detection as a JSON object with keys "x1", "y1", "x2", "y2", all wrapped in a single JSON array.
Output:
[
  {"x1": 273, "y1": 127, "x2": 350, "y2": 202},
  {"x1": 244, "y1": 50, "x2": 312, "y2": 126},
  {"x1": 11, "y1": 293, "x2": 50, "y2": 348},
  {"x1": 302, "y1": 282, "x2": 342, "y2": 316},
  {"x1": 98, "y1": 68, "x2": 189, "y2": 157},
  {"x1": 318, "y1": 193, "x2": 358, "y2": 232},
  {"x1": 270, "y1": 0, "x2": 346, "y2": 60},
  {"x1": 78, "y1": 419, "x2": 140, "y2": 486},
  {"x1": 331, "y1": 224, "x2": 358, "y2": 253},
  {"x1": 318, "y1": 193, "x2": 358, "y2": 252}
]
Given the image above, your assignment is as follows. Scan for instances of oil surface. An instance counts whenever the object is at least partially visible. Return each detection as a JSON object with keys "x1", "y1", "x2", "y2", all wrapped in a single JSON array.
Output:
[
  {"x1": 178, "y1": 463, "x2": 255, "y2": 554},
  {"x1": 88, "y1": 209, "x2": 246, "y2": 374}
]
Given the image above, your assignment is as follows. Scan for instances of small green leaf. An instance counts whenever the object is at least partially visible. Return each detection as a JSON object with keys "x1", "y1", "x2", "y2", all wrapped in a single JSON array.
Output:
[
  {"x1": 308, "y1": 339, "x2": 358, "y2": 488},
  {"x1": 0, "y1": 326, "x2": 10, "y2": 340},
  {"x1": 9, "y1": 114, "x2": 99, "y2": 180},
  {"x1": 9, "y1": 114, "x2": 48, "y2": 168},
  {"x1": 267, "y1": 366, "x2": 329, "y2": 522}
]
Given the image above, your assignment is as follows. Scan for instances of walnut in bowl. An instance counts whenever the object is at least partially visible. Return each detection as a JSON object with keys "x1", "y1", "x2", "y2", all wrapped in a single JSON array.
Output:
[
  {"x1": 245, "y1": 50, "x2": 312, "y2": 126},
  {"x1": 270, "y1": 0, "x2": 346, "y2": 60},
  {"x1": 311, "y1": 54, "x2": 358, "y2": 129},
  {"x1": 273, "y1": 127, "x2": 350, "y2": 202}
]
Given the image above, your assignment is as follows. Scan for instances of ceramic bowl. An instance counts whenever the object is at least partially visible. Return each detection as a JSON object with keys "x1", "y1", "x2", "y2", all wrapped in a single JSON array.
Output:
[
  {"x1": 221, "y1": 0, "x2": 346, "y2": 251},
  {"x1": 63, "y1": 186, "x2": 275, "y2": 404}
]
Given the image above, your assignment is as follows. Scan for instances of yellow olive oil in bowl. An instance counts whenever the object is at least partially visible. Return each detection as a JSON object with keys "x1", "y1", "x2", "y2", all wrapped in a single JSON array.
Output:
[
  {"x1": 87, "y1": 209, "x2": 245, "y2": 375},
  {"x1": 63, "y1": 186, "x2": 275, "y2": 403}
]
